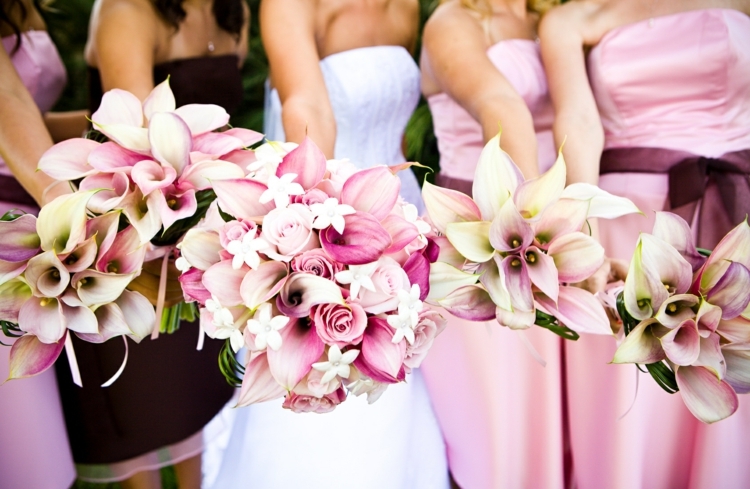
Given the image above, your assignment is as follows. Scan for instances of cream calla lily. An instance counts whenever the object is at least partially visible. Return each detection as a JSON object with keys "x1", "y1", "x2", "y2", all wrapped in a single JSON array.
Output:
[{"x1": 37, "y1": 190, "x2": 99, "y2": 254}]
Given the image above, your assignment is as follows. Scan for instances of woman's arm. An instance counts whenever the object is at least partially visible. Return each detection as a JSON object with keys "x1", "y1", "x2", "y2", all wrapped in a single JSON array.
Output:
[
  {"x1": 260, "y1": 0, "x2": 336, "y2": 157},
  {"x1": 421, "y1": 4, "x2": 540, "y2": 179},
  {"x1": 539, "y1": 2, "x2": 603, "y2": 185},
  {"x1": 0, "y1": 46, "x2": 65, "y2": 205}
]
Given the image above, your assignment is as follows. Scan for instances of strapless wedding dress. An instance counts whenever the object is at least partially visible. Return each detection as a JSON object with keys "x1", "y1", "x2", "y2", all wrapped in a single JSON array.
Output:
[{"x1": 203, "y1": 46, "x2": 447, "y2": 489}]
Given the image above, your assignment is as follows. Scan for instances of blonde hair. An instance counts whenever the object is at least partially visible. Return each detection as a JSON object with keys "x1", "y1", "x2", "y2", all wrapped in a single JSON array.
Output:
[{"x1": 451, "y1": 0, "x2": 559, "y2": 16}]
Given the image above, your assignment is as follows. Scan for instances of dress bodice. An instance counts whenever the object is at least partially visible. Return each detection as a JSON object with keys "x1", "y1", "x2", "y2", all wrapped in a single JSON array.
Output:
[
  {"x1": 265, "y1": 45, "x2": 423, "y2": 208},
  {"x1": 588, "y1": 9, "x2": 750, "y2": 157},
  {"x1": 427, "y1": 39, "x2": 555, "y2": 179},
  {"x1": 88, "y1": 54, "x2": 244, "y2": 115}
]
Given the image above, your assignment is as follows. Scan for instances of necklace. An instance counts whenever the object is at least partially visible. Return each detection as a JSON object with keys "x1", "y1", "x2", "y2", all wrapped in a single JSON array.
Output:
[{"x1": 208, "y1": 40, "x2": 215, "y2": 52}]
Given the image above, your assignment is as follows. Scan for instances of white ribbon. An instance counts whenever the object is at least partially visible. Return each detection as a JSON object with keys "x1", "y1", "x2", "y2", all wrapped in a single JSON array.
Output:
[
  {"x1": 101, "y1": 336, "x2": 129, "y2": 387},
  {"x1": 64, "y1": 332, "x2": 83, "y2": 387}
]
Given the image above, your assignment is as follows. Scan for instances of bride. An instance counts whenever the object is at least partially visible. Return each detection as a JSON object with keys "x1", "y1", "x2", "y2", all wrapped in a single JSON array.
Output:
[{"x1": 204, "y1": 1, "x2": 448, "y2": 488}]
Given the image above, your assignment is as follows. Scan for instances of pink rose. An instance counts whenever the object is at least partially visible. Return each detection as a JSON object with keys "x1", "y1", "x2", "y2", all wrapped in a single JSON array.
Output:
[
  {"x1": 313, "y1": 300, "x2": 367, "y2": 347},
  {"x1": 282, "y1": 387, "x2": 346, "y2": 414},
  {"x1": 357, "y1": 256, "x2": 411, "y2": 314},
  {"x1": 404, "y1": 310, "x2": 447, "y2": 369},
  {"x1": 292, "y1": 249, "x2": 342, "y2": 279},
  {"x1": 219, "y1": 219, "x2": 256, "y2": 248},
  {"x1": 261, "y1": 204, "x2": 319, "y2": 256},
  {"x1": 304, "y1": 368, "x2": 341, "y2": 398}
]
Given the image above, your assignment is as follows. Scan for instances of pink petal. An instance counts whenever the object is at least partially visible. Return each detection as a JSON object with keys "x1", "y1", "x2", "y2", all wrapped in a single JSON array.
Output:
[
  {"x1": 0, "y1": 214, "x2": 40, "y2": 262},
  {"x1": 173, "y1": 104, "x2": 230, "y2": 135},
  {"x1": 276, "y1": 272, "x2": 344, "y2": 318},
  {"x1": 86, "y1": 211, "x2": 121, "y2": 253},
  {"x1": 115, "y1": 290, "x2": 155, "y2": 340},
  {"x1": 499, "y1": 255, "x2": 534, "y2": 312},
  {"x1": 79, "y1": 172, "x2": 131, "y2": 213},
  {"x1": 717, "y1": 316, "x2": 750, "y2": 344},
  {"x1": 694, "y1": 333, "x2": 727, "y2": 379},
  {"x1": 157, "y1": 188, "x2": 197, "y2": 232},
  {"x1": 7, "y1": 333, "x2": 66, "y2": 379},
  {"x1": 24, "y1": 250, "x2": 70, "y2": 298},
  {"x1": 676, "y1": 366, "x2": 738, "y2": 423},
  {"x1": 240, "y1": 261, "x2": 288, "y2": 309},
  {"x1": 381, "y1": 215, "x2": 419, "y2": 254},
  {"x1": 96, "y1": 225, "x2": 146, "y2": 275},
  {"x1": 477, "y1": 258, "x2": 512, "y2": 311},
  {"x1": 660, "y1": 319, "x2": 701, "y2": 366},
  {"x1": 131, "y1": 160, "x2": 177, "y2": 195},
  {"x1": 142, "y1": 78, "x2": 176, "y2": 120},
  {"x1": 91, "y1": 88, "x2": 143, "y2": 127},
  {"x1": 179, "y1": 228, "x2": 223, "y2": 271},
  {"x1": 121, "y1": 189, "x2": 163, "y2": 244},
  {"x1": 0, "y1": 278, "x2": 32, "y2": 322},
  {"x1": 524, "y1": 246, "x2": 559, "y2": 303},
  {"x1": 88, "y1": 142, "x2": 143, "y2": 174},
  {"x1": 472, "y1": 134, "x2": 523, "y2": 222},
  {"x1": 267, "y1": 317, "x2": 325, "y2": 390},
  {"x1": 212, "y1": 178, "x2": 274, "y2": 223},
  {"x1": 178, "y1": 159, "x2": 245, "y2": 191},
  {"x1": 513, "y1": 148, "x2": 566, "y2": 220},
  {"x1": 319, "y1": 212, "x2": 392, "y2": 265},
  {"x1": 723, "y1": 349, "x2": 750, "y2": 394},
  {"x1": 438, "y1": 285, "x2": 497, "y2": 321},
  {"x1": 341, "y1": 166, "x2": 400, "y2": 221},
  {"x1": 706, "y1": 262, "x2": 750, "y2": 319},
  {"x1": 495, "y1": 306, "x2": 536, "y2": 330},
  {"x1": 612, "y1": 318, "x2": 666, "y2": 364},
  {"x1": 236, "y1": 352, "x2": 286, "y2": 406},
  {"x1": 421, "y1": 181, "x2": 481, "y2": 234},
  {"x1": 71, "y1": 270, "x2": 135, "y2": 307},
  {"x1": 191, "y1": 132, "x2": 245, "y2": 156},
  {"x1": 18, "y1": 297, "x2": 66, "y2": 343},
  {"x1": 0, "y1": 259, "x2": 26, "y2": 286},
  {"x1": 432, "y1": 235, "x2": 465, "y2": 269},
  {"x1": 532, "y1": 198, "x2": 589, "y2": 249},
  {"x1": 276, "y1": 136, "x2": 327, "y2": 190},
  {"x1": 223, "y1": 128, "x2": 264, "y2": 147},
  {"x1": 37, "y1": 138, "x2": 99, "y2": 180},
  {"x1": 652, "y1": 212, "x2": 705, "y2": 271},
  {"x1": 60, "y1": 235, "x2": 99, "y2": 273},
  {"x1": 699, "y1": 220, "x2": 750, "y2": 293},
  {"x1": 149, "y1": 112, "x2": 192, "y2": 174},
  {"x1": 76, "y1": 302, "x2": 129, "y2": 343},
  {"x1": 354, "y1": 317, "x2": 406, "y2": 383},
  {"x1": 489, "y1": 199, "x2": 534, "y2": 253},
  {"x1": 535, "y1": 285, "x2": 611, "y2": 335},
  {"x1": 547, "y1": 232, "x2": 605, "y2": 283},
  {"x1": 202, "y1": 260, "x2": 247, "y2": 306},
  {"x1": 179, "y1": 268, "x2": 211, "y2": 304},
  {"x1": 403, "y1": 252, "x2": 429, "y2": 300}
]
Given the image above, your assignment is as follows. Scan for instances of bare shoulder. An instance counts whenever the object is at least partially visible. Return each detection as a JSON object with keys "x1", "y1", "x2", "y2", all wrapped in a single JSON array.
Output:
[
  {"x1": 539, "y1": 0, "x2": 594, "y2": 36},
  {"x1": 95, "y1": 0, "x2": 158, "y2": 25},
  {"x1": 423, "y1": 1, "x2": 481, "y2": 45}
]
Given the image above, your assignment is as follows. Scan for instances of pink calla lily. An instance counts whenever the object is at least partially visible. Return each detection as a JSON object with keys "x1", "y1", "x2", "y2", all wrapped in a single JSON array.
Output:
[
  {"x1": 319, "y1": 212, "x2": 391, "y2": 265},
  {"x1": 276, "y1": 272, "x2": 344, "y2": 318},
  {"x1": 240, "y1": 261, "x2": 288, "y2": 309},
  {"x1": 532, "y1": 199, "x2": 589, "y2": 249},
  {"x1": 91, "y1": 89, "x2": 150, "y2": 153},
  {"x1": 156, "y1": 187, "x2": 197, "y2": 232},
  {"x1": 7, "y1": 333, "x2": 66, "y2": 380},
  {"x1": 427, "y1": 262, "x2": 479, "y2": 301},
  {"x1": 652, "y1": 212, "x2": 705, "y2": 271},
  {"x1": 535, "y1": 285, "x2": 611, "y2": 335},
  {"x1": 694, "y1": 333, "x2": 726, "y2": 380},
  {"x1": 523, "y1": 246, "x2": 559, "y2": 303},
  {"x1": 121, "y1": 188, "x2": 163, "y2": 243},
  {"x1": 149, "y1": 112, "x2": 192, "y2": 174},
  {"x1": 499, "y1": 255, "x2": 534, "y2": 312},
  {"x1": 213, "y1": 178, "x2": 274, "y2": 223},
  {"x1": 717, "y1": 316, "x2": 750, "y2": 344},
  {"x1": 203, "y1": 260, "x2": 248, "y2": 306},
  {"x1": 706, "y1": 262, "x2": 750, "y2": 319},
  {"x1": 86, "y1": 211, "x2": 121, "y2": 252},
  {"x1": 660, "y1": 319, "x2": 701, "y2": 366},
  {"x1": 70, "y1": 270, "x2": 135, "y2": 307},
  {"x1": 115, "y1": 290, "x2": 156, "y2": 340},
  {"x1": 24, "y1": 251, "x2": 70, "y2": 298},
  {"x1": 354, "y1": 317, "x2": 406, "y2": 383},
  {"x1": 723, "y1": 349, "x2": 750, "y2": 394},
  {"x1": 421, "y1": 181, "x2": 481, "y2": 234},
  {"x1": 18, "y1": 296, "x2": 66, "y2": 343},
  {"x1": 276, "y1": 136, "x2": 327, "y2": 190},
  {"x1": 612, "y1": 319, "x2": 666, "y2": 364},
  {"x1": 403, "y1": 252, "x2": 430, "y2": 300},
  {"x1": 676, "y1": 366, "x2": 738, "y2": 424},
  {"x1": 191, "y1": 132, "x2": 245, "y2": 156},
  {"x1": 489, "y1": 199, "x2": 534, "y2": 254},
  {"x1": 88, "y1": 142, "x2": 143, "y2": 174},
  {"x1": 513, "y1": 149, "x2": 566, "y2": 221},
  {"x1": 0, "y1": 278, "x2": 31, "y2": 322},
  {"x1": 653, "y1": 294, "x2": 700, "y2": 329},
  {"x1": 624, "y1": 240, "x2": 673, "y2": 320},
  {"x1": 142, "y1": 78, "x2": 176, "y2": 120},
  {"x1": 0, "y1": 214, "x2": 40, "y2": 262},
  {"x1": 477, "y1": 258, "x2": 512, "y2": 311},
  {"x1": 223, "y1": 127, "x2": 264, "y2": 147},
  {"x1": 547, "y1": 232, "x2": 604, "y2": 283},
  {"x1": 37, "y1": 138, "x2": 99, "y2": 180},
  {"x1": 266, "y1": 317, "x2": 325, "y2": 390},
  {"x1": 96, "y1": 225, "x2": 146, "y2": 275},
  {"x1": 437, "y1": 285, "x2": 497, "y2": 321},
  {"x1": 495, "y1": 306, "x2": 536, "y2": 330},
  {"x1": 59, "y1": 235, "x2": 98, "y2": 273},
  {"x1": 236, "y1": 352, "x2": 286, "y2": 406},
  {"x1": 0, "y1": 259, "x2": 26, "y2": 287},
  {"x1": 179, "y1": 268, "x2": 211, "y2": 304},
  {"x1": 79, "y1": 172, "x2": 131, "y2": 213},
  {"x1": 131, "y1": 160, "x2": 177, "y2": 195},
  {"x1": 179, "y1": 228, "x2": 223, "y2": 271},
  {"x1": 77, "y1": 302, "x2": 133, "y2": 344},
  {"x1": 699, "y1": 219, "x2": 750, "y2": 293},
  {"x1": 341, "y1": 166, "x2": 401, "y2": 221},
  {"x1": 381, "y1": 215, "x2": 419, "y2": 255},
  {"x1": 471, "y1": 134, "x2": 522, "y2": 221},
  {"x1": 173, "y1": 104, "x2": 230, "y2": 136},
  {"x1": 695, "y1": 300, "x2": 722, "y2": 336},
  {"x1": 177, "y1": 159, "x2": 245, "y2": 191}
]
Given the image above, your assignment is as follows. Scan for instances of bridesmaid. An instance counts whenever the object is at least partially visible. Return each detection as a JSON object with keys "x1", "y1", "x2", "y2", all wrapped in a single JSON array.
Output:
[
  {"x1": 419, "y1": 1, "x2": 565, "y2": 487},
  {"x1": 540, "y1": 1, "x2": 750, "y2": 488},
  {"x1": 52, "y1": 1, "x2": 247, "y2": 488}
]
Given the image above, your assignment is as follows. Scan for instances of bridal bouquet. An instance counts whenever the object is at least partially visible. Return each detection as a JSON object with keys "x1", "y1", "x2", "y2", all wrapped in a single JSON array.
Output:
[
  {"x1": 178, "y1": 137, "x2": 445, "y2": 413},
  {"x1": 610, "y1": 212, "x2": 750, "y2": 423},
  {"x1": 421, "y1": 135, "x2": 641, "y2": 338},
  {"x1": 0, "y1": 80, "x2": 262, "y2": 384}
]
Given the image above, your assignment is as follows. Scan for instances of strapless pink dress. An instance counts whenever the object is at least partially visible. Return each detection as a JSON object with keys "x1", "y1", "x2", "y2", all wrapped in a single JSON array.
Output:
[
  {"x1": 567, "y1": 9, "x2": 750, "y2": 489},
  {"x1": 423, "y1": 40, "x2": 565, "y2": 489},
  {"x1": 0, "y1": 31, "x2": 76, "y2": 489}
]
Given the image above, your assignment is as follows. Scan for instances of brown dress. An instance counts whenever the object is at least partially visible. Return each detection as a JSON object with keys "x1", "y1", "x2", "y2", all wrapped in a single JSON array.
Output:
[{"x1": 55, "y1": 55, "x2": 243, "y2": 467}]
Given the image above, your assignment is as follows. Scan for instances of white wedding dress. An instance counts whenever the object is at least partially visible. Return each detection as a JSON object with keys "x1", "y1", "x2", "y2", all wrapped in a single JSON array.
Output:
[{"x1": 202, "y1": 46, "x2": 447, "y2": 489}]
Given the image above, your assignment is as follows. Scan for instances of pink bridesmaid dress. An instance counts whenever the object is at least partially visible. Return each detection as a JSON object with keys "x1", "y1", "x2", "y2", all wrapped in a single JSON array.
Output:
[
  {"x1": 423, "y1": 40, "x2": 565, "y2": 489},
  {"x1": 0, "y1": 31, "x2": 76, "y2": 489},
  {"x1": 566, "y1": 9, "x2": 750, "y2": 489}
]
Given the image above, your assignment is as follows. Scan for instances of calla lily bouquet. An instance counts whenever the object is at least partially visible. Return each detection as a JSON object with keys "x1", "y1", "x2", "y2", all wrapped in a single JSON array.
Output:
[
  {"x1": 611, "y1": 212, "x2": 750, "y2": 423},
  {"x1": 178, "y1": 136, "x2": 446, "y2": 413},
  {"x1": 421, "y1": 135, "x2": 641, "y2": 338},
  {"x1": 0, "y1": 80, "x2": 262, "y2": 384}
]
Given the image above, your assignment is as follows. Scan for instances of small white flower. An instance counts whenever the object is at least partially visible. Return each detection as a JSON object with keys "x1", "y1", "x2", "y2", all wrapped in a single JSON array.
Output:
[
  {"x1": 312, "y1": 345, "x2": 360, "y2": 383},
  {"x1": 335, "y1": 262, "x2": 377, "y2": 299},
  {"x1": 246, "y1": 303, "x2": 289, "y2": 350},
  {"x1": 175, "y1": 256, "x2": 191, "y2": 273},
  {"x1": 226, "y1": 230, "x2": 268, "y2": 270},
  {"x1": 310, "y1": 198, "x2": 355, "y2": 233},
  {"x1": 259, "y1": 173, "x2": 304, "y2": 208},
  {"x1": 403, "y1": 204, "x2": 431, "y2": 235},
  {"x1": 205, "y1": 295, "x2": 243, "y2": 352},
  {"x1": 387, "y1": 310, "x2": 416, "y2": 345},
  {"x1": 397, "y1": 284, "x2": 423, "y2": 325},
  {"x1": 347, "y1": 376, "x2": 388, "y2": 404}
]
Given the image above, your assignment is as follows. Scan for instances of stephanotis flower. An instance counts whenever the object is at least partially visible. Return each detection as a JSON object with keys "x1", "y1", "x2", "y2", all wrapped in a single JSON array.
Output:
[
  {"x1": 310, "y1": 198, "x2": 355, "y2": 233},
  {"x1": 422, "y1": 134, "x2": 640, "y2": 335},
  {"x1": 335, "y1": 263, "x2": 377, "y2": 299},
  {"x1": 226, "y1": 228, "x2": 269, "y2": 270},
  {"x1": 260, "y1": 173, "x2": 305, "y2": 209},
  {"x1": 312, "y1": 345, "x2": 360, "y2": 383},
  {"x1": 246, "y1": 303, "x2": 290, "y2": 351}
]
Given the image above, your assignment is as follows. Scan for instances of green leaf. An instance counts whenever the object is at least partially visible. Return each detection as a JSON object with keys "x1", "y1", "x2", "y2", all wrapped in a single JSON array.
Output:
[
  {"x1": 218, "y1": 339, "x2": 245, "y2": 388},
  {"x1": 535, "y1": 310, "x2": 580, "y2": 341}
]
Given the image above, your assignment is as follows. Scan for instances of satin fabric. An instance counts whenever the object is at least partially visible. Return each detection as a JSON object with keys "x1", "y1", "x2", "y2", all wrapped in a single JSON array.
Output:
[
  {"x1": 423, "y1": 39, "x2": 565, "y2": 489},
  {"x1": 0, "y1": 31, "x2": 76, "y2": 489},
  {"x1": 568, "y1": 9, "x2": 750, "y2": 489}
]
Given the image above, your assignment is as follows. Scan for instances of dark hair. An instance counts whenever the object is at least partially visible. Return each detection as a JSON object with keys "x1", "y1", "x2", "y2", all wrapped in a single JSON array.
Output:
[
  {"x1": 154, "y1": 0, "x2": 245, "y2": 38},
  {"x1": 1, "y1": 0, "x2": 28, "y2": 53}
]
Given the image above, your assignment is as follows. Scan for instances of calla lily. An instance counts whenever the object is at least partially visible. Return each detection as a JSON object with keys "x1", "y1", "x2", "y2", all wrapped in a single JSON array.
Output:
[
  {"x1": 96, "y1": 225, "x2": 146, "y2": 275},
  {"x1": 236, "y1": 352, "x2": 286, "y2": 406},
  {"x1": 179, "y1": 268, "x2": 211, "y2": 303},
  {"x1": 191, "y1": 132, "x2": 245, "y2": 156},
  {"x1": 114, "y1": 290, "x2": 156, "y2": 340},
  {"x1": 427, "y1": 262, "x2": 479, "y2": 301},
  {"x1": 240, "y1": 261, "x2": 288, "y2": 309},
  {"x1": 437, "y1": 285, "x2": 497, "y2": 321},
  {"x1": 445, "y1": 221, "x2": 493, "y2": 263},
  {"x1": 7, "y1": 333, "x2": 66, "y2": 380},
  {"x1": 560, "y1": 182, "x2": 642, "y2": 219},
  {"x1": 489, "y1": 199, "x2": 534, "y2": 253},
  {"x1": 653, "y1": 294, "x2": 700, "y2": 329},
  {"x1": 121, "y1": 189, "x2": 163, "y2": 243},
  {"x1": 513, "y1": 148, "x2": 566, "y2": 221},
  {"x1": 37, "y1": 138, "x2": 99, "y2": 180},
  {"x1": 422, "y1": 181, "x2": 481, "y2": 234},
  {"x1": 660, "y1": 319, "x2": 701, "y2": 366},
  {"x1": 675, "y1": 366, "x2": 738, "y2": 423},
  {"x1": 706, "y1": 262, "x2": 750, "y2": 319},
  {"x1": 532, "y1": 199, "x2": 589, "y2": 249},
  {"x1": 77, "y1": 302, "x2": 133, "y2": 343},
  {"x1": 695, "y1": 300, "x2": 722, "y2": 336},
  {"x1": 402, "y1": 252, "x2": 430, "y2": 300},
  {"x1": 523, "y1": 246, "x2": 559, "y2": 302},
  {"x1": 699, "y1": 219, "x2": 750, "y2": 293},
  {"x1": 18, "y1": 296, "x2": 65, "y2": 343},
  {"x1": 276, "y1": 136, "x2": 327, "y2": 190},
  {"x1": 70, "y1": 270, "x2": 135, "y2": 307},
  {"x1": 499, "y1": 255, "x2": 534, "y2": 312},
  {"x1": 341, "y1": 166, "x2": 401, "y2": 221},
  {"x1": 694, "y1": 333, "x2": 726, "y2": 380},
  {"x1": 547, "y1": 232, "x2": 604, "y2": 283},
  {"x1": 142, "y1": 78, "x2": 175, "y2": 120},
  {"x1": 276, "y1": 272, "x2": 345, "y2": 318},
  {"x1": 213, "y1": 178, "x2": 274, "y2": 223},
  {"x1": 37, "y1": 190, "x2": 99, "y2": 254},
  {"x1": 0, "y1": 214, "x2": 40, "y2": 262},
  {"x1": 79, "y1": 172, "x2": 131, "y2": 213},
  {"x1": 640, "y1": 234, "x2": 693, "y2": 296},
  {"x1": 149, "y1": 112, "x2": 192, "y2": 174},
  {"x1": 381, "y1": 215, "x2": 419, "y2": 254},
  {"x1": 0, "y1": 278, "x2": 31, "y2": 322},
  {"x1": 86, "y1": 211, "x2": 121, "y2": 252},
  {"x1": 319, "y1": 212, "x2": 392, "y2": 265},
  {"x1": 495, "y1": 305, "x2": 536, "y2": 330},
  {"x1": 432, "y1": 235, "x2": 465, "y2": 269},
  {"x1": 535, "y1": 285, "x2": 612, "y2": 335},
  {"x1": 723, "y1": 349, "x2": 750, "y2": 394},
  {"x1": 471, "y1": 133, "x2": 522, "y2": 221},
  {"x1": 477, "y1": 259, "x2": 512, "y2": 310},
  {"x1": 624, "y1": 240, "x2": 672, "y2": 320},
  {"x1": 717, "y1": 316, "x2": 750, "y2": 344},
  {"x1": 354, "y1": 317, "x2": 406, "y2": 383},
  {"x1": 88, "y1": 142, "x2": 143, "y2": 174},
  {"x1": 203, "y1": 260, "x2": 248, "y2": 307},
  {"x1": 177, "y1": 159, "x2": 245, "y2": 190},
  {"x1": 612, "y1": 318, "x2": 666, "y2": 364},
  {"x1": 223, "y1": 127, "x2": 264, "y2": 147},
  {"x1": 179, "y1": 228, "x2": 223, "y2": 271},
  {"x1": 131, "y1": 160, "x2": 177, "y2": 195},
  {"x1": 59, "y1": 235, "x2": 98, "y2": 274},
  {"x1": 266, "y1": 317, "x2": 324, "y2": 390},
  {"x1": 0, "y1": 259, "x2": 26, "y2": 287},
  {"x1": 652, "y1": 212, "x2": 705, "y2": 271},
  {"x1": 24, "y1": 251, "x2": 70, "y2": 298},
  {"x1": 155, "y1": 186, "x2": 197, "y2": 232},
  {"x1": 173, "y1": 104, "x2": 230, "y2": 136},
  {"x1": 90, "y1": 89, "x2": 150, "y2": 152}
]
